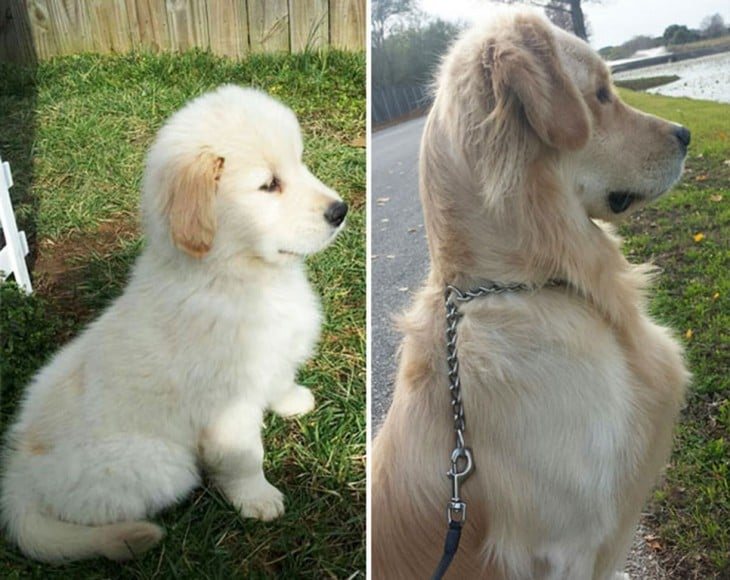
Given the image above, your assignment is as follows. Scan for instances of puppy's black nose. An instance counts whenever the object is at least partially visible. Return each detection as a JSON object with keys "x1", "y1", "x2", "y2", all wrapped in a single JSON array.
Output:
[
  {"x1": 324, "y1": 201, "x2": 348, "y2": 227},
  {"x1": 674, "y1": 126, "x2": 691, "y2": 152}
]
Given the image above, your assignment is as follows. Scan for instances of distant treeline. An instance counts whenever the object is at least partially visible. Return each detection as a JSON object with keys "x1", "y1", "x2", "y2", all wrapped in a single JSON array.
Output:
[
  {"x1": 372, "y1": 17, "x2": 462, "y2": 88},
  {"x1": 599, "y1": 14, "x2": 729, "y2": 60}
]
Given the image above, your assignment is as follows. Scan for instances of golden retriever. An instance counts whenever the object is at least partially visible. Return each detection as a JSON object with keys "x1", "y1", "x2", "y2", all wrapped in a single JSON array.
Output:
[
  {"x1": 372, "y1": 9, "x2": 689, "y2": 579},
  {"x1": 1, "y1": 85, "x2": 347, "y2": 562}
]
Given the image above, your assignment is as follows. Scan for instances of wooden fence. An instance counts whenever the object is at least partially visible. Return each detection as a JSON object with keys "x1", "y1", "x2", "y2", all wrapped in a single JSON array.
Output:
[{"x1": 0, "y1": 0, "x2": 366, "y2": 64}]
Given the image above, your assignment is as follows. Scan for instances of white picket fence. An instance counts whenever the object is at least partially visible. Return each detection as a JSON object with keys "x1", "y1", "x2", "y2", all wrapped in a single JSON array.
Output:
[{"x1": 0, "y1": 156, "x2": 32, "y2": 293}]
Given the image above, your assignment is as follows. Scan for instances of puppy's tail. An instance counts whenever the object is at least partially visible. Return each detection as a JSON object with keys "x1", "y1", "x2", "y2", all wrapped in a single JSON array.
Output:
[{"x1": 2, "y1": 498, "x2": 163, "y2": 562}]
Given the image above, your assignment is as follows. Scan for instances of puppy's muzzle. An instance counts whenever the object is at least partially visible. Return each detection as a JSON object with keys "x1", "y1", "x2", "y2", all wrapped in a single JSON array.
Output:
[{"x1": 325, "y1": 201, "x2": 348, "y2": 227}]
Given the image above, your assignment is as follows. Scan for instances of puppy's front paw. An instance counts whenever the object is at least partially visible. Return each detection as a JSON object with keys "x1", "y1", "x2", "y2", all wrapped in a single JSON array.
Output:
[
  {"x1": 270, "y1": 385, "x2": 315, "y2": 417},
  {"x1": 231, "y1": 480, "x2": 285, "y2": 521}
]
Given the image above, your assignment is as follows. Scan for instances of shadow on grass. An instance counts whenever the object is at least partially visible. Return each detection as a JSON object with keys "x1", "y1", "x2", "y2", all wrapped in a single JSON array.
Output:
[{"x1": 0, "y1": 56, "x2": 39, "y2": 269}]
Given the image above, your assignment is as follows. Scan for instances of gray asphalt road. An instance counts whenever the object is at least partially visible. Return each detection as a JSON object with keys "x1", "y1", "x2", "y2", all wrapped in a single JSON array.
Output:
[{"x1": 371, "y1": 116, "x2": 429, "y2": 428}]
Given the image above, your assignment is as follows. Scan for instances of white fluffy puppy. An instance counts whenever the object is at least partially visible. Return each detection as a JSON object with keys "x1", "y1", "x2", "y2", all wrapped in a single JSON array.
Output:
[{"x1": 0, "y1": 85, "x2": 347, "y2": 562}]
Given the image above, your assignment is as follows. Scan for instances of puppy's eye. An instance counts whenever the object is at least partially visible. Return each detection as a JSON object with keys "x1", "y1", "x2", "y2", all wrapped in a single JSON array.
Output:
[
  {"x1": 596, "y1": 87, "x2": 611, "y2": 104},
  {"x1": 260, "y1": 177, "x2": 281, "y2": 193}
]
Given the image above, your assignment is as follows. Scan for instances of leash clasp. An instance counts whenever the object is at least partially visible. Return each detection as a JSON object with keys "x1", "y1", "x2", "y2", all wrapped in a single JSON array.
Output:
[{"x1": 447, "y1": 446, "x2": 473, "y2": 524}]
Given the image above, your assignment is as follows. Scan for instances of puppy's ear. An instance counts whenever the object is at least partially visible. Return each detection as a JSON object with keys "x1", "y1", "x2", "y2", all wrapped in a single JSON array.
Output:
[
  {"x1": 166, "y1": 152, "x2": 225, "y2": 258},
  {"x1": 486, "y1": 14, "x2": 590, "y2": 150}
]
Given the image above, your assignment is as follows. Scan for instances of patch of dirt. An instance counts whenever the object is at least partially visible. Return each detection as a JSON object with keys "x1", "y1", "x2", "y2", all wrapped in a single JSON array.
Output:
[{"x1": 32, "y1": 216, "x2": 140, "y2": 324}]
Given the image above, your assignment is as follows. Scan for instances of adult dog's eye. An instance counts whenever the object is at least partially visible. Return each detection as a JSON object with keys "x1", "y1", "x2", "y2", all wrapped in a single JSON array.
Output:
[
  {"x1": 596, "y1": 87, "x2": 611, "y2": 104},
  {"x1": 260, "y1": 177, "x2": 281, "y2": 193}
]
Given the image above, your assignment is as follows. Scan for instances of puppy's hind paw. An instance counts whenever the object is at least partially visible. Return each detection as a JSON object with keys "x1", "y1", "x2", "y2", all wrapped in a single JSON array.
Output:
[{"x1": 270, "y1": 385, "x2": 315, "y2": 417}]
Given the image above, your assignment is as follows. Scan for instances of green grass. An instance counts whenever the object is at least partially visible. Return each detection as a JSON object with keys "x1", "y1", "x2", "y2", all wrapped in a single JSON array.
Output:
[
  {"x1": 0, "y1": 49, "x2": 365, "y2": 578},
  {"x1": 617, "y1": 89, "x2": 730, "y2": 578}
]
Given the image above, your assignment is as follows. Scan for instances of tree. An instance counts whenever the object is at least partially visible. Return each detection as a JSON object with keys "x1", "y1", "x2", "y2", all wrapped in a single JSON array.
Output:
[
  {"x1": 490, "y1": 0, "x2": 596, "y2": 41},
  {"x1": 701, "y1": 13, "x2": 727, "y2": 39},
  {"x1": 372, "y1": 16, "x2": 462, "y2": 87},
  {"x1": 372, "y1": 0, "x2": 417, "y2": 88},
  {"x1": 662, "y1": 24, "x2": 700, "y2": 46},
  {"x1": 544, "y1": 0, "x2": 573, "y2": 33},
  {"x1": 372, "y1": 0, "x2": 415, "y2": 51}
]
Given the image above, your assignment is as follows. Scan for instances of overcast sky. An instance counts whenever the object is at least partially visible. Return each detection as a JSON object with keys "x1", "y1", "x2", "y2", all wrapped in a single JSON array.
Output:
[{"x1": 418, "y1": 0, "x2": 730, "y2": 49}]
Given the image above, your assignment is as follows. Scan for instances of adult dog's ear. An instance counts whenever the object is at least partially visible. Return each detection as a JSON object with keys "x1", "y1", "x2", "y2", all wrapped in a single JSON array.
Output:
[
  {"x1": 486, "y1": 14, "x2": 590, "y2": 150},
  {"x1": 166, "y1": 152, "x2": 225, "y2": 258}
]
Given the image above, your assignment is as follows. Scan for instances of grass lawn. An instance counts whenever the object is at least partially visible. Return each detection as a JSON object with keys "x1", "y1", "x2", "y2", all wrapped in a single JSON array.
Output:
[
  {"x1": 618, "y1": 89, "x2": 730, "y2": 579},
  {"x1": 0, "y1": 50, "x2": 365, "y2": 578}
]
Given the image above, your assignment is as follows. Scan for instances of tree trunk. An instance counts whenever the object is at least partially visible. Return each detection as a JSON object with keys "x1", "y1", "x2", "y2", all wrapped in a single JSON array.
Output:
[{"x1": 568, "y1": 0, "x2": 588, "y2": 40}]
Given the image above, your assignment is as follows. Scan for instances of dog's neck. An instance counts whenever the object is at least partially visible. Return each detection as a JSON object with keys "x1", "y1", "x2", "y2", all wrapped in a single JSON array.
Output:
[
  {"x1": 429, "y1": 221, "x2": 647, "y2": 331},
  {"x1": 133, "y1": 247, "x2": 307, "y2": 293}
]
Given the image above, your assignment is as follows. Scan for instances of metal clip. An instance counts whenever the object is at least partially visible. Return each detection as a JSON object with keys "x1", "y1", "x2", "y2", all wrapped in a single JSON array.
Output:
[
  {"x1": 447, "y1": 500, "x2": 466, "y2": 524},
  {"x1": 446, "y1": 447, "x2": 473, "y2": 524}
]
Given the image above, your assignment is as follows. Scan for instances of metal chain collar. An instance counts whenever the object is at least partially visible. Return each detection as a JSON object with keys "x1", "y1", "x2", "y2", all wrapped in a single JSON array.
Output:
[
  {"x1": 442, "y1": 281, "x2": 561, "y2": 524},
  {"x1": 433, "y1": 280, "x2": 563, "y2": 579}
]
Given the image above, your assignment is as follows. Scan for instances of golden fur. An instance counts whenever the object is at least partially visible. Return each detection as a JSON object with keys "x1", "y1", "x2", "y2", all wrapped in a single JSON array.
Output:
[
  {"x1": 372, "y1": 9, "x2": 690, "y2": 579},
  {"x1": 166, "y1": 152, "x2": 224, "y2": 258}
]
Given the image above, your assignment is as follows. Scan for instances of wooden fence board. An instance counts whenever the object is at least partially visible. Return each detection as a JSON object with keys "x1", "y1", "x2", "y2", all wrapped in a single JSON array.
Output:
[
  {"x1": 248, "y1": 0, "x2": 289, "y2": 53},
  {"x1": 166, "y1": 0, "x2": 209, "y2": 52},
  {"x1": 329, "y1": 0, "x2": 364, "y2": 51},
  {"x1": 88, "y1": 0, "x2": 133, "y2": 54},
  {"x1": 206, "y1": 0, "x2": 247, "y2": 58},
  {"x1": 126, "y1": 0, "x2": 170, "y2": 52},
  {"x1": 289, "y1": 0, "x2": 328, "y2": 52},
  {"x1": 27, "y1": 0, "x2": 90, "y2": 59}
]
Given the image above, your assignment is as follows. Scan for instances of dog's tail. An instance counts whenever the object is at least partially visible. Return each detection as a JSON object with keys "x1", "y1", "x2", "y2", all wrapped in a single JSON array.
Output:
[{"x1": 1, "y1": 493, "x2": 163, "y2": 562}]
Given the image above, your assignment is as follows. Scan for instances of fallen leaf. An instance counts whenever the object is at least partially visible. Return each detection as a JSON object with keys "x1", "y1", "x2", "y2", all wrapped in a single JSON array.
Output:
[
  {"x1": 685, "y1": 329, "x2": 693, "y2": 340},
  {"x1": 695, "y1": 174, "x2": 709, "y2": 181},
  {"x1": 713, "y1": 292, "x2": 720, "y2": 300},
  {"x1": 710, "y1": 194, "x2": 723, "y2": 202},
  {"x1": 644, "y1": 534, "x2": 665, "y2": 552},
  {"x1": 376, "y1": 197, "x2": 390, "y2": 205},
  {"x1": 350, "y1": 136, "x2": 366, "y2": 148},
  {"x1": 693, "y1": 232, "x2": 705, "y2": 243}
]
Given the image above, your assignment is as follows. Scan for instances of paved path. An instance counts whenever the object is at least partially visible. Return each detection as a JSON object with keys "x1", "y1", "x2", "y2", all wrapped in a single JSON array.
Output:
[
  {"x1": 371, "y1": 116, "x2": 428, "y2": 428},
  {"x1": 370, "y1": 117, "x2": 667, "y2": 579}
]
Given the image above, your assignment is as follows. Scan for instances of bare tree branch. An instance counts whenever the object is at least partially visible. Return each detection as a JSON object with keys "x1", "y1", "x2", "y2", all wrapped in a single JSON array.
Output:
[{"x1": 488, "y1": 0, "x2": 590, "y2": 40}]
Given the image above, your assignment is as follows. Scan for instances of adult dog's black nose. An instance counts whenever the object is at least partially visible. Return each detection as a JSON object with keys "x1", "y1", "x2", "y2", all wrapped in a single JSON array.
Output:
[
  {"x1": 674, "y1": 126, "x2": 691, "y2": 153},
  {"x1": 324, "y1": 201, "x2": 348, "y2": 227}
]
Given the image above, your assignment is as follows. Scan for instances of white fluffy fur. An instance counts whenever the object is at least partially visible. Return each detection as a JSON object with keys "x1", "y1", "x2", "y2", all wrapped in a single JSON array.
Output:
[
  {"x1": 372, "y1": 9, "x2": 689, "y2": 580},
  {"x1": 1, "y1": 85, "x2": 346, "y2": 562}
]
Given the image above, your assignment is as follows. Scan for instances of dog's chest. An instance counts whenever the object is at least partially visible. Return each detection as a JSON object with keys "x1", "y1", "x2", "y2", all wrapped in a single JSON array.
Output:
[{"x1": 167, "y1": 273, "x2": 322, "y2": 393}]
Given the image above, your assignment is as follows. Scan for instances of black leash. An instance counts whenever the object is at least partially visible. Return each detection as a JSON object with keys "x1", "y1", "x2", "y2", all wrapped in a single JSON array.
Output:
[{"x1": 431, "y1": 521, "x2": 464, "y2": 580}]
